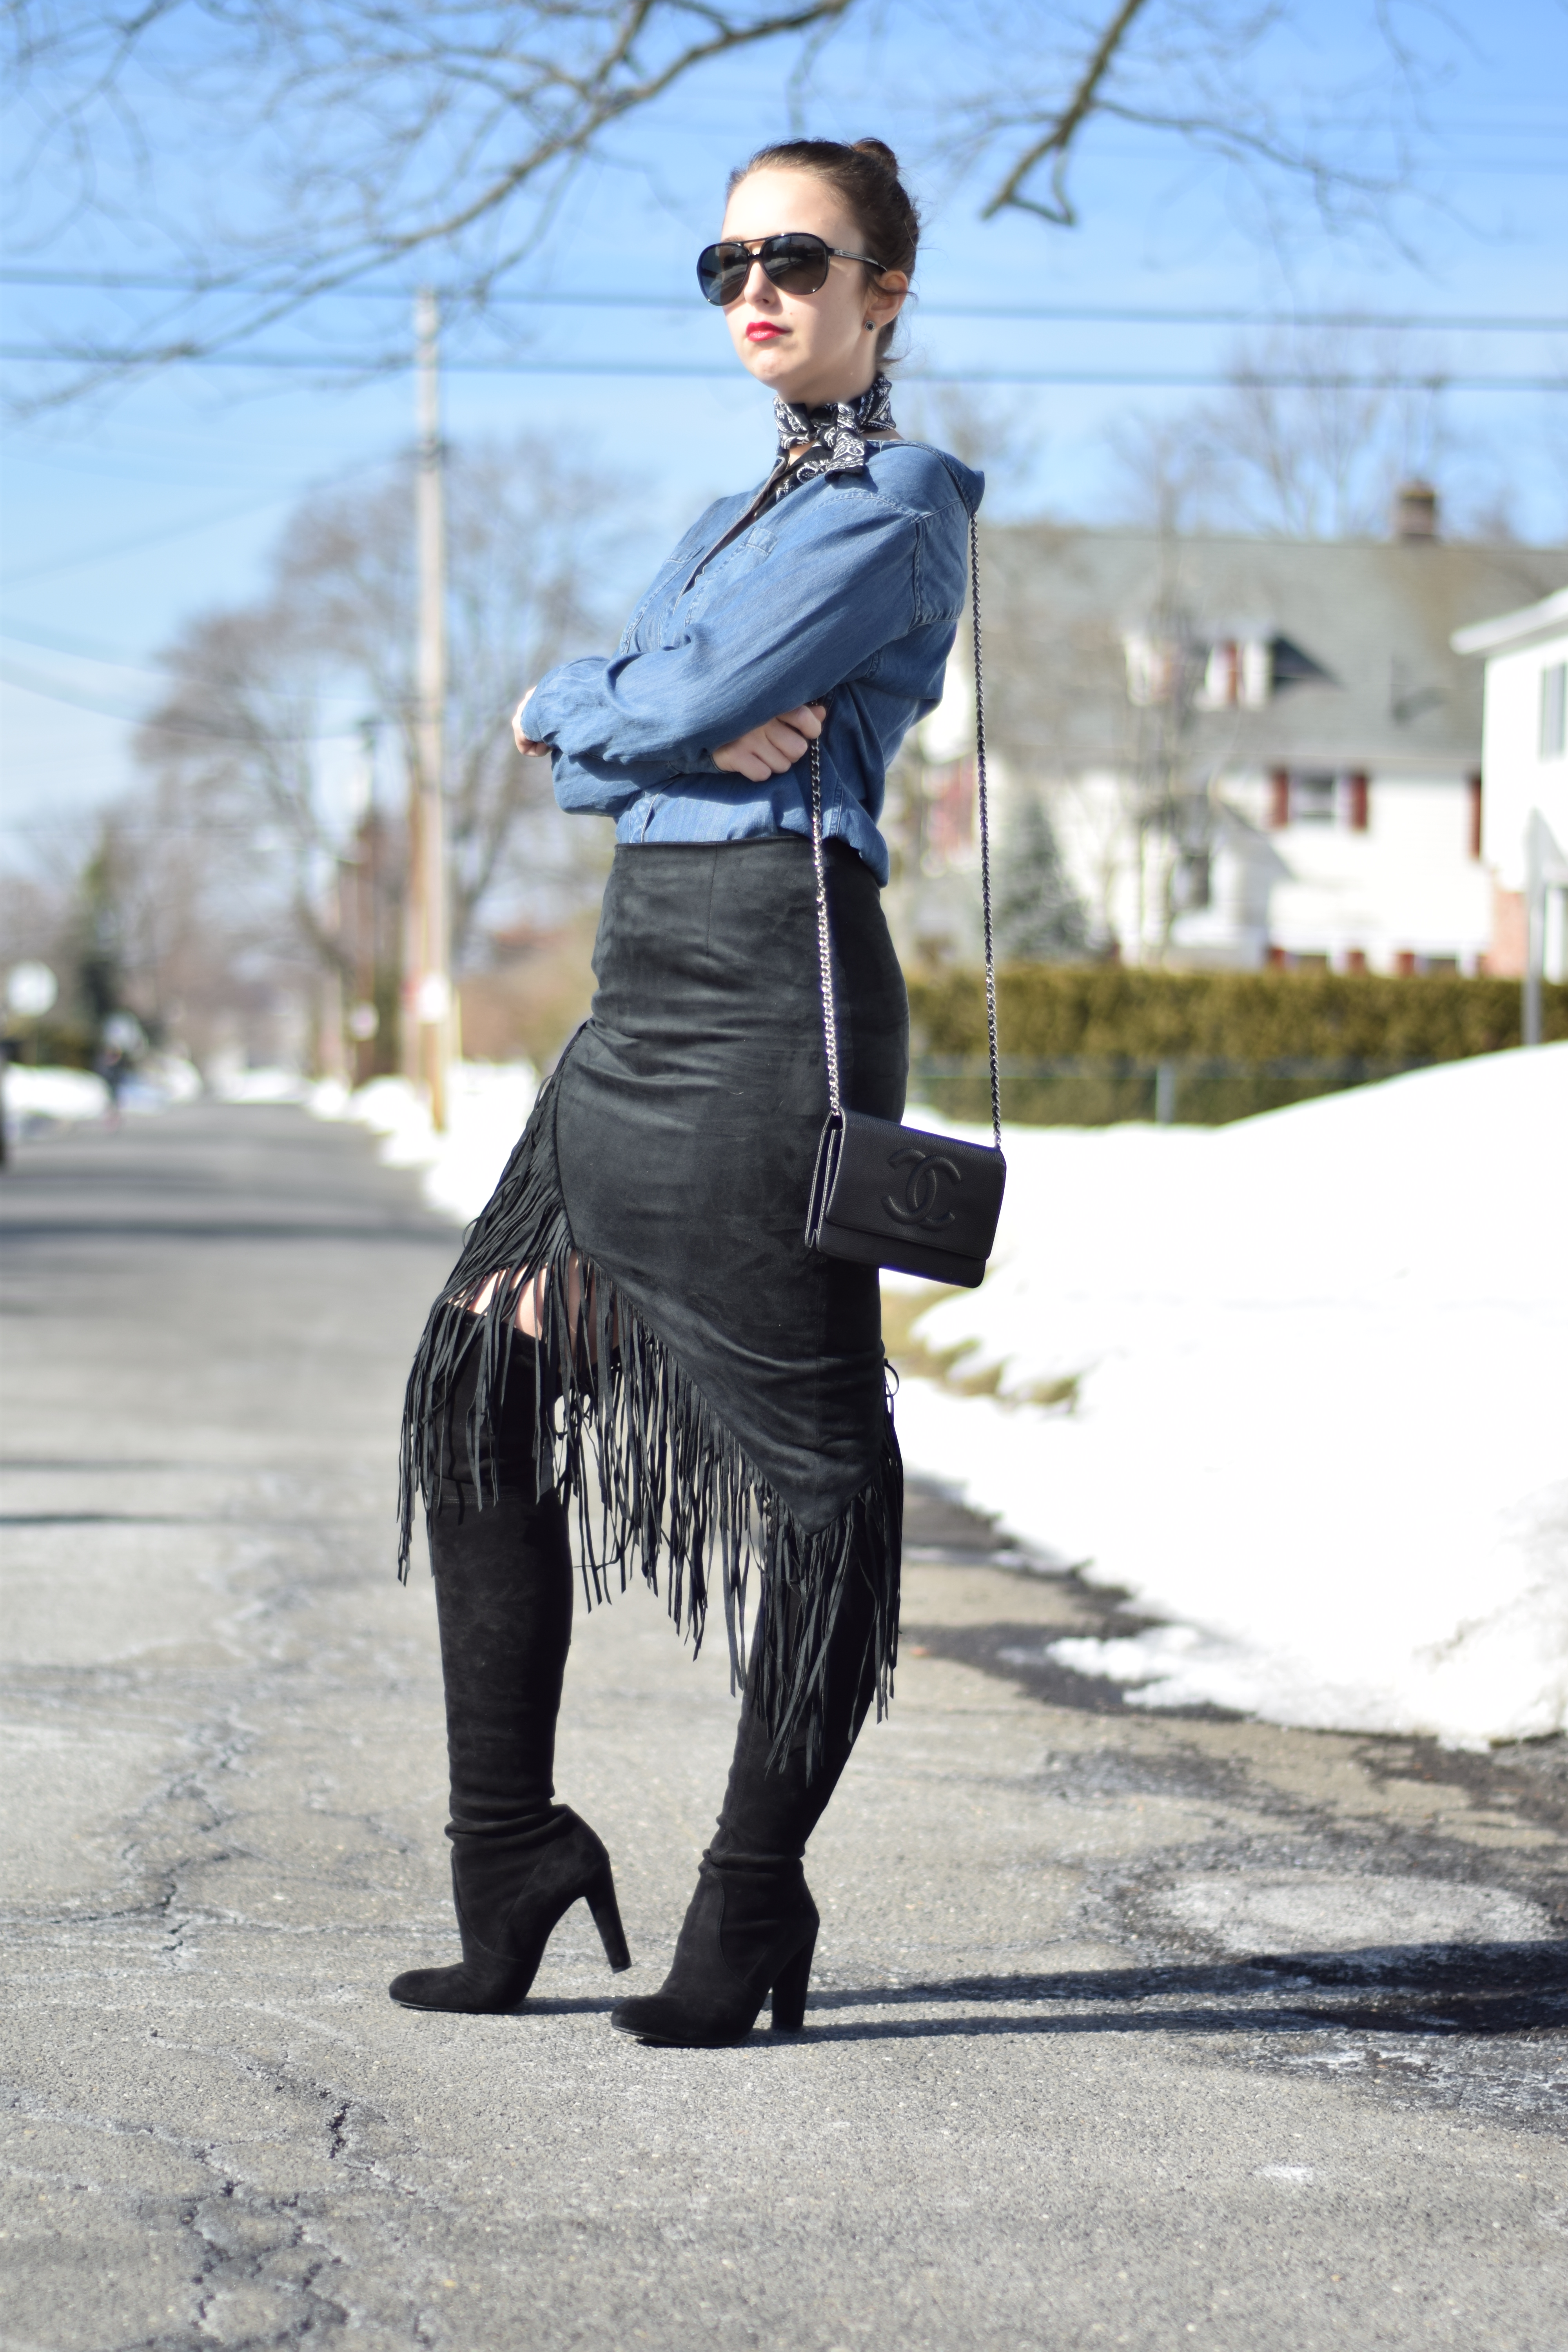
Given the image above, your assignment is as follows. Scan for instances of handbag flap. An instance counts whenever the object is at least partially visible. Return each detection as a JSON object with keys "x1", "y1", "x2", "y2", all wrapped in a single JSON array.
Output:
[{"x1": 825, "y1": 1110, "x2": 1006, "y2": 1261}]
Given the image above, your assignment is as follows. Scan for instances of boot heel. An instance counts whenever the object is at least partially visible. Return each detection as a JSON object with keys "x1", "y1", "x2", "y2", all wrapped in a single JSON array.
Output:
[
  {"x1": 770, "y1": 1926, "x2": 817, "y2": 2033},
  {"x1": 587, "y1": 1865, "x2": 632, "y2": 1973}
]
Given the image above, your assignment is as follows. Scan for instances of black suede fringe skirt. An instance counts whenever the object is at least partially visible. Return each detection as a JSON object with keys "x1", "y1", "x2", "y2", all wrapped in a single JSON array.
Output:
[{"x1": 398, "y1": 836, "x2": 909, "y2": 1771}]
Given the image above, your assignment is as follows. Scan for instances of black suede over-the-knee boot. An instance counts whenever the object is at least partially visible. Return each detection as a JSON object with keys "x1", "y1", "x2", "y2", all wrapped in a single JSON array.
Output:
[
  {"x1": 389, "y1": 1344, "x2": 631, "y2": 2013},
  {"x1": 610, "y1": 1567, "x2": 879, "y2": 2045}
]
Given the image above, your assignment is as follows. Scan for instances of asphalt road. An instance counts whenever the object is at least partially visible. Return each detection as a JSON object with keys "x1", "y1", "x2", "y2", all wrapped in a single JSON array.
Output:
[{"x1": 2, "y1": 1101, "x2": 1565, "y2": 2352}]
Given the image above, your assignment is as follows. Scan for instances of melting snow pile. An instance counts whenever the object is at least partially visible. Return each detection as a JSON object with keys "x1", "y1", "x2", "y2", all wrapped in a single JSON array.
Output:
[
  {"x1": 4, "y1": 1056, "x2": 202, "y2": 1136},
  {"x1": 310, "y1": 1061, "x2": 537, "y2": 1225},
  {"x1": 893, "y1": 1045, "x2": 1568, "y2": 1747}
]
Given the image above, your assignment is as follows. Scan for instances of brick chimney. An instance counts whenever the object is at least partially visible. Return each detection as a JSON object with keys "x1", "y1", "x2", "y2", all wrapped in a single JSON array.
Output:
[{"x1": 1392, "y1": 481, "x2": 1438, "y2": 541}]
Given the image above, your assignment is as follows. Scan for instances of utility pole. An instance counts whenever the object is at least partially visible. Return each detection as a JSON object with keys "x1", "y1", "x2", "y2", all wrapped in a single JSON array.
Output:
[{"x1": 407, "y1": 285, "x2": 451, "y2": 1129}]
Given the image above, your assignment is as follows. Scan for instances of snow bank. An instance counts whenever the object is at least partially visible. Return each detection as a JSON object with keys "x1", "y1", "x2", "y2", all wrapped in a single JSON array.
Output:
[
  {"x1": 2, "y1": 1053, "x2": 211, "y2": 1136},
  {"x1": 896, "y1": 1045, "x2": 1568, "y2": 1748},
  {"x1": 310, "y1": 1061, "x2": 537, "y2": 1224},
  {"x1": 210, "y1": 1063, "x2": 309, "y2": 1103},
  {"x1": 124, "y1": 1054, "x2": 204, "y2": 1111},
  {"x1": 3, "y1": 1065, "x2": 111, "y2": 1129}
]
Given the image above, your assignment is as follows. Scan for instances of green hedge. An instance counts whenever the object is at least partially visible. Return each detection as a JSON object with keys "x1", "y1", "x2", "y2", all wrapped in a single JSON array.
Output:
[{"x1": 907, "y1": 966, "x2": 1568, "y2": 1064}]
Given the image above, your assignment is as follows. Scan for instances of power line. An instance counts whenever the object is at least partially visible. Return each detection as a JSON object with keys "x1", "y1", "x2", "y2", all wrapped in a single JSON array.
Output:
[
  {"x1": 0, "y1": 487, "x2": 308, "y2": 587},
  {"x1": 2, "y1": 345, "x2": 1561, "y2": 391},
  {"x1": 2, "y1": 270, "x2": 1564, "y2": 332},
  {"x1": 0, "y1": 657, "x2": 361, "y2": 740},
  {"x1": 0, "y1": 452, "x2": 394, "y2": 586}
]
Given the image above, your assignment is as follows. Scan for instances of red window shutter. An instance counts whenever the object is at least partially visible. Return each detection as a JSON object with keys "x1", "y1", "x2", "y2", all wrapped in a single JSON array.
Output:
[
  {"x1": 1269, "y1": 769, "x2": 1290, "y2": 829},
  {"x1": 1347, "y1": 773, "x2": 1369, "y2": 832},
  {"x1": 1467, "y1": 772, "x2": 1483, "y2": 860}
]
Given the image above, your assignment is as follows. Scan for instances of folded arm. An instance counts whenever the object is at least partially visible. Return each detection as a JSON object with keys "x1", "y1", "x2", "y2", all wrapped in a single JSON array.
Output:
[{"x1": 523, "y1": 496, "x2": 921, "y2": 788}]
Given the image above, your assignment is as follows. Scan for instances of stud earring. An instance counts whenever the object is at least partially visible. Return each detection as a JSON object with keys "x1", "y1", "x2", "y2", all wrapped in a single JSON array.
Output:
[{"x1": 864, "y1": 319, "x2": 875, "y2": 330}]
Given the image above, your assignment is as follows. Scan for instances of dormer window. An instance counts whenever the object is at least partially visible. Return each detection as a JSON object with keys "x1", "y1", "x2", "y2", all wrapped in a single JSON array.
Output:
[{"x1": 1194, "y1": 637, "x2": 1274, "y2": 710}]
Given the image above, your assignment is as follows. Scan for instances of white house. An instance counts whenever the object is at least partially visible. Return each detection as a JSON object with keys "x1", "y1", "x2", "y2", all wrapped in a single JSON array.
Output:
[
  {"x1": 1451, "y1": 588, "x2": 1568, "y2": 982},
  {"x1": 893, "y1": 500, "x2": 1568, "y2": 975}
]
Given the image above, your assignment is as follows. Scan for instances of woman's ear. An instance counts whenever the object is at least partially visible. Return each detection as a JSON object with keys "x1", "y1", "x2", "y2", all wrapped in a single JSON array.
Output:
[{"x1": 866, "y1": 270, "x2": 909, "y2": 329}]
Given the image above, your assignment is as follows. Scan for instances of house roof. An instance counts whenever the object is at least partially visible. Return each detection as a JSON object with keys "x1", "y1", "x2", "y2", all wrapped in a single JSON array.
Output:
[
  {"x1": 1451, "y1": 586, "x2": 1568, "y2": 659},
  {"x1": 983, "y1": 526, "x2": 1568, "y2": 779}
]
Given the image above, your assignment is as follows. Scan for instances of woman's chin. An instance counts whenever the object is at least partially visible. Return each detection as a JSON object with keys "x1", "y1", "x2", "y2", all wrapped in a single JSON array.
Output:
[{"x1": 740, "y1": 343, "x2": 801, "y2": 393}]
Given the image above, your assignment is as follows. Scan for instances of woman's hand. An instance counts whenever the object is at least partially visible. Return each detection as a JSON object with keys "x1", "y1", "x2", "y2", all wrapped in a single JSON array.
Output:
[
  {"x1": 712, "y1": 702, "x2": 826, "y2": 784},
  {"x1": 512, "y1": 692, "x2": 550, "y2": 756}
]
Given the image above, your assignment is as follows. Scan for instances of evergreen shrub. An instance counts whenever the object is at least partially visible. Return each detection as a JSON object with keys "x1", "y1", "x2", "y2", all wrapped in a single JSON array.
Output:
[{"x1": 907, "y1": 966, "x2": 1568, "y2": 1065}]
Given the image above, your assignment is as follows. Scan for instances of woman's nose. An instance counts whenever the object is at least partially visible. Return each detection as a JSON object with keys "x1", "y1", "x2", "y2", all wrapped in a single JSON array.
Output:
[{"x1": 741, "y1": 256, "x2": 778, "y2": 304}]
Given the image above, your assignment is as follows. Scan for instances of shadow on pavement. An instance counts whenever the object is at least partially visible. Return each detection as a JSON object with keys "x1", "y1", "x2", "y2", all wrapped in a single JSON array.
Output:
[
  {"x1": 775, "y1": 1944, "x2": 1568, "y2": 2043},
  {"x1": 501, "y1": 1945, "x2": 1568, "y2": 2043}
]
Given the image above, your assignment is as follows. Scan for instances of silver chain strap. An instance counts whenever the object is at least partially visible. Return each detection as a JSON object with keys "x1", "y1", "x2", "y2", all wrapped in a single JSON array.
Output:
[
  {"x1": 970, "y1": 510, "x2": 1002, "y2": 1149},
  {"x1": 809, "y1": 507, "x2": 1001, "y2": 1148},
  {"x1": 808, "y1": 733, "x2": 843, "y2": 1120}
]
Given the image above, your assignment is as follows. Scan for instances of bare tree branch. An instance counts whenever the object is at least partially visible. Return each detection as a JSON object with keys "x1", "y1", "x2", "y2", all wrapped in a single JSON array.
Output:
[
  {"x1": 4, "y1": 0, "x2": 1465, "y2": 398},
  {"x1": 132, "y1": 430, "x2": 622, "y2": 971},
  {"x1": 980, "y1": 0, "x2": 1154, "y2": 225}
]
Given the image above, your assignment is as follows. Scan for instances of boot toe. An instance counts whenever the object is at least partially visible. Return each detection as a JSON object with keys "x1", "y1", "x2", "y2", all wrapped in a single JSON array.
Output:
[
  {"x1": 608, "y1": 1993, "x2": 750, "y2": 2047},
  {"x1": 388, "y1": 1964, "x2": 524, "y2": 2014}
]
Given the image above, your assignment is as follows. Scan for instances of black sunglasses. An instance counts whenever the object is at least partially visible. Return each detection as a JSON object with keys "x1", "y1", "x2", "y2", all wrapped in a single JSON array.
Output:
[{"x1": 696, "y1": 231, "x2": 888, "y2": 309}]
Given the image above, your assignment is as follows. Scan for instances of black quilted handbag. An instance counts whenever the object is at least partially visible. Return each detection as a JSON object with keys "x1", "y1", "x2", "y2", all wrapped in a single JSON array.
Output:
[{"x1": 804, "y1": 511, "x2": 1006, "y2": 1290}]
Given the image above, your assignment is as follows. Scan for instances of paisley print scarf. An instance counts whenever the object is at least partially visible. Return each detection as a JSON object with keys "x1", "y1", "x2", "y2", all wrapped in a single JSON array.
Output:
[{"x1": 771, "y1": 372, "x2": 897, "y2": 491}]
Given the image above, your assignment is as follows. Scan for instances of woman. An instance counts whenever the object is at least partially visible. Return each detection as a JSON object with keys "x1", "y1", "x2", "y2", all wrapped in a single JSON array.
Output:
[{"x1": 391, "y1": 136, "x2": 982, "y2": 2047}]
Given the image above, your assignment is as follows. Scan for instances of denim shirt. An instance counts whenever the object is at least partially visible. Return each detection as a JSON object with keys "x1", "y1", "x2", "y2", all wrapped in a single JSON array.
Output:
[{"x1": 524, "y1": 441, "x2": 984, "y2": 887}]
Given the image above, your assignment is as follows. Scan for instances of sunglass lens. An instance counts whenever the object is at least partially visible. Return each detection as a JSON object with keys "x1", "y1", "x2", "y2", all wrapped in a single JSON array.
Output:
[
  {"x1": 763, "y1": 235, "x2": 830, "y2": 295},
  {"x1": 697, "y1": 243, "x2": 751, "y2": 306}
]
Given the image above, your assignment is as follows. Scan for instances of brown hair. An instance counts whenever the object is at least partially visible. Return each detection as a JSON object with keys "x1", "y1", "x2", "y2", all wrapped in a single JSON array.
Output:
[{"x1": 728, "y1": 136, "x2": 919, "y2": 363}]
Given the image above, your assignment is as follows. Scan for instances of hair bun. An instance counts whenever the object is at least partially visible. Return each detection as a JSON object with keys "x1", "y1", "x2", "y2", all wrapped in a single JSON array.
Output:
[{"x1": 851, "y1": 137, "x2": 900, "y2": 174}]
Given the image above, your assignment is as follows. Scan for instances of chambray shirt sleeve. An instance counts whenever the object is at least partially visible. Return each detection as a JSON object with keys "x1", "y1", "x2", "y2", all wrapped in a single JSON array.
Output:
[{"x1": 526, "y1": 492, "x2": 922, "y2": 794}]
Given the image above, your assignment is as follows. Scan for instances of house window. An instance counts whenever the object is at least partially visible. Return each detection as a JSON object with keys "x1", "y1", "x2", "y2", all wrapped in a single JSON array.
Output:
[
  {"x1": 1291, "y1": 773, "x2": 1337, "y2": 824},
  {"x1": 1271, "y1": 769, "x2": 1369, "y2": 828},
  {"x1": 1542, "y1": 662, "x2": 1567, "y2": 760}
]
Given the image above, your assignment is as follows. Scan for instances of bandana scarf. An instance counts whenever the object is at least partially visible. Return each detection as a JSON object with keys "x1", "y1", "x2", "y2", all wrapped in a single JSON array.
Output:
[{"x1": 772, "y1": 372, "x2": 897, "y2": 490}]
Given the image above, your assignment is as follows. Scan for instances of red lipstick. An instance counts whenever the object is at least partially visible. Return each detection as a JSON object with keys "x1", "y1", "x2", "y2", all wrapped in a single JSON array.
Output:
[{"x1": 746, "y1": 321, "x2": 784, "y2": 341}]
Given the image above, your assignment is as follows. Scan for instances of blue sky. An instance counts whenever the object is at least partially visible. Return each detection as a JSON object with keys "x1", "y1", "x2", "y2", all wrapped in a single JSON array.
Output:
[{"x1": 2, "y1": 0, "x2": 1565, "y2": 866}]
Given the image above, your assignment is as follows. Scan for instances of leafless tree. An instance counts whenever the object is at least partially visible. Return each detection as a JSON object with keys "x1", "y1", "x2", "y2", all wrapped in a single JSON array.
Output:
[
  {"x1": 4, "y1": 0, "x2": 1457, "y2": 390},
  {"x1": 276, "y1": 437, "x2": 619, "y2": 958},
  {"x1": 2, "y1": 782, "x2": 304, "y2": 1066},
  {"x1": 1109, "y1": 322, "x2": 1456, "y2": 539},
  {"x1": 1203, "y1": 323, "x2": 1452, "y2": 536},
  {"x1": 133, "y1": 432, "x2": 619, "y2": 988}
]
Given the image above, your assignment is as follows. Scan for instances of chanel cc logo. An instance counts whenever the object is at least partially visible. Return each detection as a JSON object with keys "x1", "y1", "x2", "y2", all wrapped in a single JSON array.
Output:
[{"x1": 882, "y1": 1146, "x2": 962, "y2": 1229}]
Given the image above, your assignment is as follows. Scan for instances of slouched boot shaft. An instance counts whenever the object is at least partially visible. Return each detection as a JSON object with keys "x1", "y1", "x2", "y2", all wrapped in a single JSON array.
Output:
[{"x1": 390, "y1": 1343, "x2": 630, "y2": 2013}]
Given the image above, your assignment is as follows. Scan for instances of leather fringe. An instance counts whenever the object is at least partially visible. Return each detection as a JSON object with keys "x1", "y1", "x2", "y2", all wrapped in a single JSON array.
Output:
[{"x1": 397, "y1": 1063, "x2": 901, "y2": 1777}]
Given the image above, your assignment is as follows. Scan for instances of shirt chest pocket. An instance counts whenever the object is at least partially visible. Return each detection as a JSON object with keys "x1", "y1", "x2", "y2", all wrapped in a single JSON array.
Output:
[
  {"x1": 619, "y1": 557, "x2": 689, "y2": 654},
  {"x1": 670, "y1": 528, "x2": 779, "y2": 637}
]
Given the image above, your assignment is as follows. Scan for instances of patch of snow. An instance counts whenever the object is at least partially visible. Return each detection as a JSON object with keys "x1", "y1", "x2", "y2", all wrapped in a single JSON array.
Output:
[
  {"x1": 123, "y1": 1054, "x2": 203, "y2": 1111},
  {"x1": 1156, "y1": 1874, "x2": 1549, "y2": 1954},
  {"x1": 893, "y1": 1046, "x2": 1568, "y2": 1747},
  {"x1": 3, "y1": 1065, "x2": 110, "y2": 1129},
  {"x1": 310, "y1": 1061, "x2": 537, "y2": 1223},
  {"x1": 209, "y1": 1063, "x2": 309, "y2": 1103}
]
